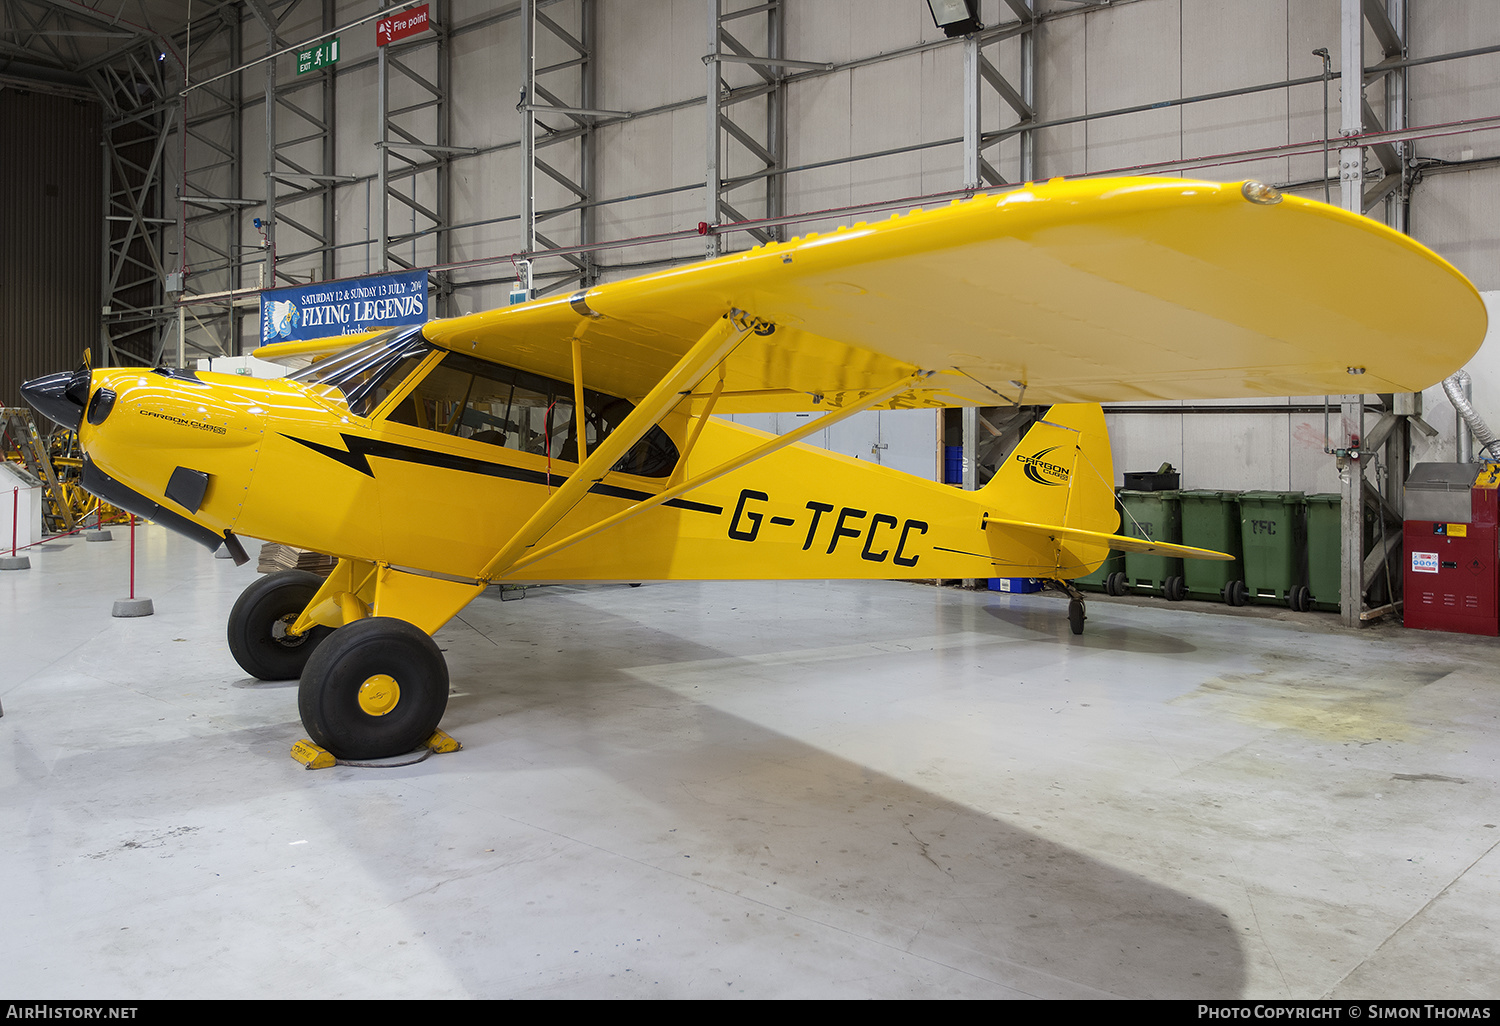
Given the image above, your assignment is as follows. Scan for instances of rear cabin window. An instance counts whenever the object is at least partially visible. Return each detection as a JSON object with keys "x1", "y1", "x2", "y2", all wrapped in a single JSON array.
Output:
[{"x1": 386, "y1": 350, "x2": 679, "y2": 478}]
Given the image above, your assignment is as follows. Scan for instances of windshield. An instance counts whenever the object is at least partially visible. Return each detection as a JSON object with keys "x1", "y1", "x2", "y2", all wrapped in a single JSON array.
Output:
[{"x1": 287, "y1": 326, "x2": 431, "y2": 416}]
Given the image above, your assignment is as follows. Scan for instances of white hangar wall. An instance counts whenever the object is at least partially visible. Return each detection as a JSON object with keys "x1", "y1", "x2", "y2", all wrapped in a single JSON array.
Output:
[{"x1": 173, "y1": 0, "x2": 1500, "y2": 488}]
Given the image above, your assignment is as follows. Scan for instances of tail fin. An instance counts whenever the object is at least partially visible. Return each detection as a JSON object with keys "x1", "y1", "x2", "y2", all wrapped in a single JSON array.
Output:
[{"x1": 980, "y1": 403, "x2": 1117, "y2": 537}]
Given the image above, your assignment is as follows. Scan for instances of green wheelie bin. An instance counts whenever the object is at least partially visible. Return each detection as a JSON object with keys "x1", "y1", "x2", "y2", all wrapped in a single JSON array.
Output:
[
  {"x1": 1115, "y1": 489, "x2": 1186, "y2": 600},
  {"x1": 1305, "y1": 493, "x2": 1341, "y2": 612},
  {"x1": 1075, "y1": 549, "x2": 1125, "y2": 593},
  {"x1": 1238, "y1": 490, "x2": 1310, "y2": 610},
  {"x1": 1074, "y1": 491, "x2": 1125, "y2": 593},
  {"x1": 1179, "y1": 490, "x2": 1249, "y2": 605}
]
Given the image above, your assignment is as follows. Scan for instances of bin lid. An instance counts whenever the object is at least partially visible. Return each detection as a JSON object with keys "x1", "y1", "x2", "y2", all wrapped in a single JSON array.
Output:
[
  {"x1": 1240, "y1": 489, "x2": 1306, "y2": 503},
  {"x1": 1405, "y1": 462, "x2": 1482, "y2": 492},
  {"x1": 1179, "y1": 489, "x2": 1239, "y2": 499}
]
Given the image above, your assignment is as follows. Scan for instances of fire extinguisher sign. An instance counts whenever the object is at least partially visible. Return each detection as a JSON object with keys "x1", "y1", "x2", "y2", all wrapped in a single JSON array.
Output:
[{"x1": 1412, "y1": 551, "x2": 1440, "y2": 573}]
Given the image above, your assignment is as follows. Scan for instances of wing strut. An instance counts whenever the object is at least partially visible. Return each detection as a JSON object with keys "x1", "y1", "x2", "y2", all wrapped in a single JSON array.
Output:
[
  {"x1": 479, "y1": 311, "x2": 755, "y2": 582},
  {"x1": 498, "y1": 370, "x2": 933, "y2": 578},
  {"x1": 570, "y1": 335, "x2": 589, "y2": 464},
  {"x1": 668, "y1": 371, "x2": 725, "y2": 485}
]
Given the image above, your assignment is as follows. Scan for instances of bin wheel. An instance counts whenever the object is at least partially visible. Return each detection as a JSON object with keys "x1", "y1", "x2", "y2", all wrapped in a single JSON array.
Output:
[
  {"x1": 1288, "y1": 585, "x2": 1312, "y2": 612},
  {"x1": 1105, "y1": 571, "x2": 1127, "y2": 596},
  {"x1": 1068, "y1": 599, "x2": 1086, "y2": 636},
  {"x1": 1164, "y1": 576, "x2": 1186, "y2": 602},
  {"x1": 1223, "y1": 580, "x2": 1249, "y2": 607}
]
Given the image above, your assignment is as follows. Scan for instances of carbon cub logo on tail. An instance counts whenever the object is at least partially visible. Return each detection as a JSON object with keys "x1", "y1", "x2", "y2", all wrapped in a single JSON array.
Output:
[{"x1": 1015, "y1": 445, "x2": 1072, "y2": 486}]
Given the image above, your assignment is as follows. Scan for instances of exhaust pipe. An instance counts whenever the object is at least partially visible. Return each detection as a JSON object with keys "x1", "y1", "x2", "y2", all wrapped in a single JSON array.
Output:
[{"x1": 1442, "y1": 371, "x2": 1500, "y2": 462}]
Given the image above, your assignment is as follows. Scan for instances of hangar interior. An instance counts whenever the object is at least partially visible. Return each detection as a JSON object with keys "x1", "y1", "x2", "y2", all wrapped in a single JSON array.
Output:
[{"x1": 3, "y1": 0, "x2": 1500, "y2": 1000}]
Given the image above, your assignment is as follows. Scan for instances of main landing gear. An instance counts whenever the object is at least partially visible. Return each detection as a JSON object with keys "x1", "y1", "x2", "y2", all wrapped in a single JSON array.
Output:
[
  {"x1": 227, "y1": 570, "x2": 333, "y2": 680},
  {"x1": 227, "y1": 572, "x2": 450, "y2": 761},
  {"x1": 298, "y1": 617, "x2": 449, "y2": 760}
]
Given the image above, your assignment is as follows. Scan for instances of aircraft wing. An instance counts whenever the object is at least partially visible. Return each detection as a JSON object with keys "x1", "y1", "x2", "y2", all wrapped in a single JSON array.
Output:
[{"x1": 423, "y1": 177, "x2": 1487, "y2": 413}]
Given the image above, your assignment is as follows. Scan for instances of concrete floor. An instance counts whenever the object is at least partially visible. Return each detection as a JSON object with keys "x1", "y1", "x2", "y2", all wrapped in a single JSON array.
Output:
[{"x1": 1, "y1": 524, "x2": 1497, "y2": 999}]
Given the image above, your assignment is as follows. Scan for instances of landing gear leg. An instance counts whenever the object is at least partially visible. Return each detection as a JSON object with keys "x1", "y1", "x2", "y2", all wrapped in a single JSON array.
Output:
[{"x1": 1050, "y1": 579, "x2": 1088, "y2": 636}]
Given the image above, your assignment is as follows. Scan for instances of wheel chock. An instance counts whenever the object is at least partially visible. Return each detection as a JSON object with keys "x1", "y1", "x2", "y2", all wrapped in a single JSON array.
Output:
[
  {"x1": 290, "y1": 739, "x2": 337, "y2": 769},
  {"x1": 425, "y1": 729, "x2": 462, "y2": 754},
  {"x1": 290, "y1": 732, "x2": 459, "y2": 770}
]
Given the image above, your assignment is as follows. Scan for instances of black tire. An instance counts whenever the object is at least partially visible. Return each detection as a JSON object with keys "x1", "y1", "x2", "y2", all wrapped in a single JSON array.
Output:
[
  {"x1": 1289, "y1": 585, "x2": 1312, "y2": 612},
  {"x1": 1068, "y1": 599, "x2": 1086, "y2": 636},
  {"x1": 298, "y1": 617, "x2": 449, "y2": 760},
  {"x1": 1229, "y1": 580, "x2": 1249, "y2": 607},
  {"x1": 227, "y1": 570, "x2": 333, "y2": 680},
  {"x1": 1106, "y1": 571, "x2": 1126, "y2": 597},
  {"x1": 1165, "y1": 576, "x2": 1186, "y2": 602}
]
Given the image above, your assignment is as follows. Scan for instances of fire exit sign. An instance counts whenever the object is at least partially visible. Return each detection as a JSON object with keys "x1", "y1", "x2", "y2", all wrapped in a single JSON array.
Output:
[{"x1": 296, "y1": 37, "x2": 340, "y2": 75}]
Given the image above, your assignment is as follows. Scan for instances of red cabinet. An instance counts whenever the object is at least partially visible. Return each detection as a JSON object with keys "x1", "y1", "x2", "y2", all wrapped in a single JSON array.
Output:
[{"x1": 1403, "y1": 463, "x2": 1500, "y2": 637}]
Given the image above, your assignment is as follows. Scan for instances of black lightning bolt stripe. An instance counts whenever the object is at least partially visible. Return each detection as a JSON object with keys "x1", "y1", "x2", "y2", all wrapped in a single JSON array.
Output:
[{"x1": 281, "y1": 433, "x2": 722, "y2": 515}]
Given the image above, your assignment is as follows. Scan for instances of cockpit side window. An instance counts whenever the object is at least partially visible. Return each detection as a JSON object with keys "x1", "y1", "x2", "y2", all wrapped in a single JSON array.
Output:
[{"x1": 386, "y1": 349, "x2": 680, "y2": 478}]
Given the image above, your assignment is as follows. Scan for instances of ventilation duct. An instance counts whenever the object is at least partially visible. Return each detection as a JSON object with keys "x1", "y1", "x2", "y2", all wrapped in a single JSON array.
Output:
[{"x1": 1442, "y1": 370, "x2": 1500, "y2": 461}]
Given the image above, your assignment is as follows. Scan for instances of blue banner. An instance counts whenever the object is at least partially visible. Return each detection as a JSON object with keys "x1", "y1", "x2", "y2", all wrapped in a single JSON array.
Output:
[{"x1": 260, "y1": 270, "x2": 430, "y2": 344}]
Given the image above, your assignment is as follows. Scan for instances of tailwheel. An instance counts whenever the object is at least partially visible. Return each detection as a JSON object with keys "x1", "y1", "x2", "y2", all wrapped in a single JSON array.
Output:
[
  {"x1": 298, "y1": 617, "x2": 450, "y2": 760},
  {"x1": 1068, "y1": 598, "x2": 1086, "y2": 636},
  {"x1": 228, "y1": 570, "x2": 334, "y2": 680}
]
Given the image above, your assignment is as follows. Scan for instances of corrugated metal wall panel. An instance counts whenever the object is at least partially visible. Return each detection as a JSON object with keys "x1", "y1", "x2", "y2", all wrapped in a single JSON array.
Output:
[{"x1": 0, "y1": 90, "x2": 102, "y2": 410}]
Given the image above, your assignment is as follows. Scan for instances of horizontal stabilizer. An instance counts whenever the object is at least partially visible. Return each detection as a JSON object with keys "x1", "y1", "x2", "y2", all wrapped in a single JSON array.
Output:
[{"x1": 987, "y1": 517, "x2": 1234, "y2": 562}]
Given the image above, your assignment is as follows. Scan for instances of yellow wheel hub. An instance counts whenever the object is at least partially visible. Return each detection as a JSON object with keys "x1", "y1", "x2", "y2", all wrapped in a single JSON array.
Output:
[{"x1": 357, "y1": 674, "x2": 401, "y2": 716}]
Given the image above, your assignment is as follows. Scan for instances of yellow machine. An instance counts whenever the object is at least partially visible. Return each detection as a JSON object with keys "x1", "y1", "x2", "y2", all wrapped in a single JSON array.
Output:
[{"x1": 22, "y1": 178, "x2": 1487, "y2": 760}]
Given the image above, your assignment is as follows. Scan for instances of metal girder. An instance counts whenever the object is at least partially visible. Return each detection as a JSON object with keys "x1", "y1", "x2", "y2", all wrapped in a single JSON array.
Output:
[
  {"x1": 378, "y1": 0, "x2": 451, "y2": 289},
  {"x1": 519, "y1": 0, "x2": 597, "y2": 298},
  {"x1": 958, "y1": 1, "x2": 1038, "y2": 500},
  {"x1": 174, "y1": 7, "x2": 243, "y2": 363},
  {"x1": 963, "y1": 1, "x2": 1036, "y2": 192},
  {"x1": 100, "y1": 67, "x2": 176, "y2": 368},
  {"x1": 1361, "y1": 96, "x2": 1403, "y2": 176},
  {"x1": 1363, "y1": 0, "x2": 1405, "y2": 59},
  {"x1": 1001, "y1": 0, "x2": 1038, "y2": 22},
  {"x1": 1336, "y1": 0, "x2": 1413, "y2": 628},
  {"x1": 704, "y1": 0, "x2": 788, "y2": 257}
]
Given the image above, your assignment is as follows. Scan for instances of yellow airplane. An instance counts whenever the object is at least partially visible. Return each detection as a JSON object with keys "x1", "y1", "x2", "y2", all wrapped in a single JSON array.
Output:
[{"x1": 22, "y1": 177, "x2": 1487, "y2": 761}]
